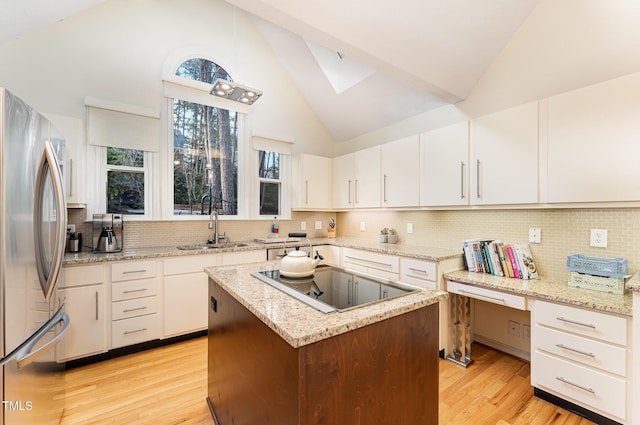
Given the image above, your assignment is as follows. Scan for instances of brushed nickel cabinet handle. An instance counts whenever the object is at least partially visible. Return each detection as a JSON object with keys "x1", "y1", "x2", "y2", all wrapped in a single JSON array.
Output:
[
  {"x1": 460, "y1": 161, "x2": 465, "y2": 199},
  {"x1": 123, "y1": 288, "x2": 148, "y2": 294},
  {"x1": 123, "y1": 306, "x2": 148, "y2": 313},
  {"x1": 555, "y1": 344, "x2": 596, "y2": 358},
  {"x1": 459, "y1": 289, "x2": 506, "y2": 304},
  {"x1": 476, "y1": 159, "x2": 481, "y2": 199},
  {"x1": 556, "y1": 377, "x2": 595, "y2": 394},
  {"x1": 123, "y1": 269, "x2": 148, "y2": 274},
  {"x1": 556, "y1": 316, "x2": 596, "y2": 329},
  {"x1": 95, "y1": 291, "x2": 99, "y2": 321},
  {"x1": 123, "y1": 328, "x2": 147, "y2": 335}
]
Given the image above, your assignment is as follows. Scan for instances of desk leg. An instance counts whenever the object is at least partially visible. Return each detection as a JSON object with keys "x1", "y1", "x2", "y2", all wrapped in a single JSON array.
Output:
[{"x1": 446, "y1": 293, "x2": 473, "y2": 367}]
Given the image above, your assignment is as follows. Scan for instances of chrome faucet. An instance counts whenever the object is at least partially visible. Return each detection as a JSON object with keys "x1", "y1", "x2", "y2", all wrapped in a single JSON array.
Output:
[{"x1": 207, "y1": 208, "x2": 223, "y2": 244}]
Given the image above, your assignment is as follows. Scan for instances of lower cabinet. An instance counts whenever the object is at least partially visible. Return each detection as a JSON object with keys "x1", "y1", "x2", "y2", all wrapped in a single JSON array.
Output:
[
  {"x1": 57, "y1": 264, "x2": 107, "y2": 362},
  {"x1": 531, "y1": 299, "x2": 630, "y2": 423},
  {"x1": 342, "y1": 247, "x2": 400, "y2": 280}
]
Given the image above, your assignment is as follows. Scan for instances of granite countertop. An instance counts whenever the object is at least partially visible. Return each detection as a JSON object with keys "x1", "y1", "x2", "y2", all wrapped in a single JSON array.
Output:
[
  {"x1": 63, "y1": 237, "x2": 463, "y2": 265},
  {"x1": 444, "y1": 270, "x2": 633, "y2": 316},
  {"x1": 205, "y1": 261, "x2": 448, "y2": 348}
]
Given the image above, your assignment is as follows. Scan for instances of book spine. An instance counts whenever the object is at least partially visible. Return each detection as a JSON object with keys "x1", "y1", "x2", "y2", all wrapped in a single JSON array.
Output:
[{"x1": 506, "y1": 245, "x2": 520, "y2": 279}]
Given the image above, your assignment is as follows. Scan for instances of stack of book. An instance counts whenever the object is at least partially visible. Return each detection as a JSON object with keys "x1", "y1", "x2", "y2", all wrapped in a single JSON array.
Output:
[{"x1": 462, "y1": 240, "x2": 538, "y2": 279}]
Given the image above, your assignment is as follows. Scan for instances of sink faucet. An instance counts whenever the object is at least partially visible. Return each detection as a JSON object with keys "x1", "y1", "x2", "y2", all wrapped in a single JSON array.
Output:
[{"x1": 208, "y1": 208, "x2": 223, "y2": 244}]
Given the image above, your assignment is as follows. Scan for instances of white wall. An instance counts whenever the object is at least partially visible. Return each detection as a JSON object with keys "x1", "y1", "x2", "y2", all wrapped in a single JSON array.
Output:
[
  {"x1": 335, "y1": 0, "x2": 640, "y2": 155},
  {"x1": 0, "y1": 0, "x2": 335, "y2": 156}
]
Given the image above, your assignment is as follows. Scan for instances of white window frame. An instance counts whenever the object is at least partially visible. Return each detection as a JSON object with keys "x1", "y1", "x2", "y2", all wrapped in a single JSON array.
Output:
[{"x1": 252, "y1": 148, "x2": 291, "y2": 220}]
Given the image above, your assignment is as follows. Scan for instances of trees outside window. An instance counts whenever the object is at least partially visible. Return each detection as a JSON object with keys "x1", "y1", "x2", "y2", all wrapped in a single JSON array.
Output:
[
  {"x1": 173, "y1": 58, "x2": 238, "y2": 216},
  {"x1": 107, "y1": 147, "x2": 145, "y2": 215}
]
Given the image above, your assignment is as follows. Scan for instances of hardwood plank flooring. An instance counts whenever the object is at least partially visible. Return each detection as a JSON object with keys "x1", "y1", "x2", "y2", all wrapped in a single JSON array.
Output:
[{"x1": 60, "y1": 337, "x2": 595, "y2": 425}]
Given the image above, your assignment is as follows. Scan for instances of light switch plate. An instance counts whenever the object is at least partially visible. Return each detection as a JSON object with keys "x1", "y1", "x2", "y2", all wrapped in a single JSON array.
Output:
[
  {"x1": 314, "y1": 221, "x2": 322, "y2": 230},
  {"x1": 300, "y1": 221, "x2": 306, "y2": 231},
  {"x1": 406, "y1": 223, "x2": 413, "y2": 234},
  {"x1": 360, "y1": 221, "x2": 366, "y2": 231}
]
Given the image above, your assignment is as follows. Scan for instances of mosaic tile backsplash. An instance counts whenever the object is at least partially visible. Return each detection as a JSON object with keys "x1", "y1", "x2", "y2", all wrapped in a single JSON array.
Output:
[{"x1": 68, "y1": 207, "x2": 640, "y2": 283}]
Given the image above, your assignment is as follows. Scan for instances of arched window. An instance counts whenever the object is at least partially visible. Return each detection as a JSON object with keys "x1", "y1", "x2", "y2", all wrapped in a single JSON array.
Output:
[{"x1": 172, "y1": 59, "x2": 239, "y2": 216}]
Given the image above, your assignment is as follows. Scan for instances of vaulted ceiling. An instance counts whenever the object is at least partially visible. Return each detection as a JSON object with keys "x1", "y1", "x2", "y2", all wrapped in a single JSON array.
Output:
[{"x1": 1, "y1": 0, "x2": 540, "y2": 142}]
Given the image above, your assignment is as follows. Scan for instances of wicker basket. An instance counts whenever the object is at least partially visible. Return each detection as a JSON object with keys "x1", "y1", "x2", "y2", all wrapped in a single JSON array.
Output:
[{"x1": 566, "y1": 254, "x2": 628, "y2": 278}]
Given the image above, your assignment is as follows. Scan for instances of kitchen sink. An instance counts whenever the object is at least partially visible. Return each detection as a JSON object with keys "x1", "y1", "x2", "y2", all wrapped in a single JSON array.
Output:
[{"x1": 176, "y1": 243, "x2": 248, "y2": 251}]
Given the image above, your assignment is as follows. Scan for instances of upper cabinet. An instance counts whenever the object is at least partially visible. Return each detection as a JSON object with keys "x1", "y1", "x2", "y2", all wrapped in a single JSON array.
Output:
[
  {"x1": 420, "y1": 122, "x2": 470, "y2": 207},
  {"x1": 292, "y1": 154, "x2": 332, "y2": 210},
  {"x1": 381, "y1": 135, "x2": 420, "y2": 207},
  {"x1": 470, "y1": 102, "x2": 539, "y2": 205},
  {"x1": 44, "y1": 113, "x2": 87, "y2": 208},
  {"x1": 546, "y1": 73, "x2": 640, "y2": 203},
  {"x1": 332, "y1": 146, "x2": 381, "y2": 209}
]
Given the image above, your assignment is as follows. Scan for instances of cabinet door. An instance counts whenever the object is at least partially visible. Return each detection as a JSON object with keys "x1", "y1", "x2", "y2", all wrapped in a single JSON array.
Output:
[
  {"x1": 293, "y1": 154, "x2": 332, "y2": 209},
  {"x1": 57, "y1": 285, "x2": 106, "y2": 361},
  {"x1": 164, "y1": 273, "x2": 208, "y2": 337},
  {"x1": 547, "y1": 73, "x2": 640, "y2": 202},
  {"x1": 354, "y1": 146, "x2": 381, "y2": 208},
  {"x1": 354, "y1": 276, "x2": 381, "y2": 305},
  {"x1": 332, "y1": 153, "x2": 355, "y2": 209},
  {"x1": 471, "y1": 102, "x2": 539, "y2": 205},
  {"x1": 381, "y1": 135, "x2": 420, "y2": 207},
  {"x1": 420, "y1": 122, "x2": 470, "y2": 206}
]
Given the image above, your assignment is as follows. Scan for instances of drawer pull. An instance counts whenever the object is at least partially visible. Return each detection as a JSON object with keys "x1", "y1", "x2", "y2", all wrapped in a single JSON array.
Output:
[
  {"x1": 123, "y1": 328, "x2": 147, "y2": 335},
  {"x1": 459, "y1": 289, "x2": 506, "y2": 304},
  {"x1": 344, "y1": 256, "x2": 393, "y2": 268},
  {"x1": 556, "y1": 376, "x2": 595, "y2": 394},
  {"x1": 555, "y1": 344, "x2": 596, "y2": 358},
  {"x1": 556, "y1": 316, "x2": 596, "y2": 329},
  {"x1": 123, "y1": 269, "x2": 148, "y2": 274},
  {"x1": 123, "y1": 288, "x2": 148, "y2": 294},
  {"x1": 123, "y1": 306, "x2": 148, "y2": 313},
  {"x1": 408, "y1": 267, "x2": 428, "y2": 275}
]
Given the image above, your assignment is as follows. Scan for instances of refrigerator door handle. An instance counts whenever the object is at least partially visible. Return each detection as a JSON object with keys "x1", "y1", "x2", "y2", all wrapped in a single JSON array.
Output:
[
  {"x1": 34, "y1": 140, "x2": 67, "y2": 300},
  {"x1": 16, "y1": 305, "x2": 70, "y2": 369}
]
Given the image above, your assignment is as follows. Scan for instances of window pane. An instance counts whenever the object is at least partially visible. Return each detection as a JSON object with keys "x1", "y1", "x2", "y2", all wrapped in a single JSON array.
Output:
[
  {"x1": 259, "y1": 151, "x2": 280, "y2": 179},
  {"x1": 107, "y1": 147, "x2": 143, "y2": 167},
  {"x1": 107, "y1": 170, "x2": 144, "y2": 215},
  {"x1": 259, "y1": 181, "x2": 280, "y2": 216},
  {"x1": 173, "y1": 98, "x2": 238, "y2": 216}
]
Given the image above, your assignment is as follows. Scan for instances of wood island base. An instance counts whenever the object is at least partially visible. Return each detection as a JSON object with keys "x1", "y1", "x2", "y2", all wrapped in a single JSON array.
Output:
[{"x1": 207, "y1": 278, "x2": 440, "y2": 425}]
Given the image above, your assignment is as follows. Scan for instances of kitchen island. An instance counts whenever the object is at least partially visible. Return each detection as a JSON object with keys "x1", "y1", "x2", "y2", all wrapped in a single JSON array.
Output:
[{"x1": 205, "y1": 261, "x2": 447, "y2": 425}]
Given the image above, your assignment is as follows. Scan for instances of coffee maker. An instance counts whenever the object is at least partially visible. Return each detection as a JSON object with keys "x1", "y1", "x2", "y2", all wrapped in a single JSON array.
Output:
[{"x1": 93, "y1": 213, "x2": 123, "y2": 253}]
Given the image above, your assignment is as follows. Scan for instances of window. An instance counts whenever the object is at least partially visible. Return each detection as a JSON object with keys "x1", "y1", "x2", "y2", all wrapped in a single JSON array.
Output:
[
  {"x1": 106, "y1": 147, "x2": 145, "y2": 214},
  {"x1": 171, "y1": 58, "x2": 239, "y2": 216},
  {"x1": 258, "y1": 151, "x2": 281, "y2": 216}
]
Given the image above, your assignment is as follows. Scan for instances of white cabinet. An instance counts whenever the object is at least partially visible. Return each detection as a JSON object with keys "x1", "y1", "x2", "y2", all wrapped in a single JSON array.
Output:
[
  {"x1": 546, "y1": 72, "x2": 640, "y2": 203},
  {"x1": 471, "y1": 102, "x2": 539, "y2": 205},
  {"x1": 163, "y1": 254, "x2": 220, "y2": 338},
  {"x1": 44, "y1": 113, "x2": 87, "y2": 207},
  {"x1": 531, "y1": 300, "x2": 630, "y2": 423},
  {"x1": 420, "y1": 122, "x2": 470, "y2": 206},
  {"x1": 110, "y1": 260, "x2": 159, "y2": 348},
  {"x1": 381, "y1": 135, "x2": 420, "y2": 207},
  {"x1": 400, "y1": 257, "x2": 438, "y2": 290},
  {"x1": 342, "y1": 247, "x2": 399, "y2": 280},
  {"x1": 313, "y1": 244, "x2": 341, "y2": 266},
  {"x1": 292, "y1": 154, "x2": 332, "y2": 209},
  {"x1": 332, "y1": 146, "x2": 381, "y2": 209},
  {"x1": 56, "y1": 264, "x2": 107, "y2": 361}
]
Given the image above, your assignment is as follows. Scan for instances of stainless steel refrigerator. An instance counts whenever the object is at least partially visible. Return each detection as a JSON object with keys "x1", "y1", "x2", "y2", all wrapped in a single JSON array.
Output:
[{"x1": 0, "y1": 88, "x2": 69, "y2": 424}]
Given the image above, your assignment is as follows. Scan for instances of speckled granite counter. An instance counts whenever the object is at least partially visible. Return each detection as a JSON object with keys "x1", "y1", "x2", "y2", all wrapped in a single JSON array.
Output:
[
  {"x1": 63, "y1": 237, "x2": 463, "y2": 265},
  {"x1": 444, "y1": 270, "x2": 633, "y2": 316},
  {"x1": 204, "y1": 261, "x2": 448, "y2": 348},
  {"x1": 626, "y1": 272, "x2": 640, "y2": 292}
]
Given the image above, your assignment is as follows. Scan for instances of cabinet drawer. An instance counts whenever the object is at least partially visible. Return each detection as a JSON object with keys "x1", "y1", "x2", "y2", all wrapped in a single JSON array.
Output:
[
  {"x1": 60, "y1": 264, "x2": 105, "y2": 288},
  {"x1": 111, "y1": 260, "x2": 157, "y2": 282},
  {"x1": 400, "y1": 258, "x2": 437, "y2": 289},
  {"x1": 112, "y1": 296, "x2": 157, "y2": 321},
  {"x1": 447, "y1": 280, "x2": 526, "y2": 310},
  {"x1": 343, "y1": 248, "x2": 399, "y2": 274},
  {"x1": 111, "y1": 314, "x2": 158, "y2": 348},
  {"x1": 535, "y1": 325, "x2": 626, "y2": 376},
  {"x1": 535, "y1": 300, "x2": 627, "y2": 345},
  {"x1": 222, "y1": 250, "x2": 266, "y2": 266},
  {"x1": 163, "y1": 254, "x2": 219, "y2": 276},
  {"x1": 534, "y1": 351, "x2": 626, "y2": 421},
  {"x1": 112, "y1": 278, "x2": 158, "y2": 302}
]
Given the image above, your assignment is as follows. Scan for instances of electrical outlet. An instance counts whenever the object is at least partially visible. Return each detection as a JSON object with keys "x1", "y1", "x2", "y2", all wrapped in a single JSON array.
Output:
[
  {"x1": 508, "y1": 320, "x2": 520, "y2": 337},
  {"x1": 300, "y1": 221, "x2": 306, "y2": 231},
  {"x1": 314, "y1": 221, "x2": 322, "y2": 230},
  {"x1": 360, "y1": 221, "x2": 366, "y2": 231},
  {"x1": 528, "y1": 228, "x2": 541, "y2": 243},
  {"x1": 590, "y1": 229, "x2": 608, "y2": 248},
  {"x1": 406, "y1": 223, "x2": 413, "y2": 234},
  {"x1": 522, "y1": 324, "x2": 531, "y2": 340}
]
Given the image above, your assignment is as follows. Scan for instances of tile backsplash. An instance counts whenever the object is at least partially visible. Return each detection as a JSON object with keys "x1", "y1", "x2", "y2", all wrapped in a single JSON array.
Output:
[
  {"x1": 69, "y1": 207, "x2": 640, "y2": 283},
  {"x1": 336, "y1": 208, "x2": 640, "y2": 282}
]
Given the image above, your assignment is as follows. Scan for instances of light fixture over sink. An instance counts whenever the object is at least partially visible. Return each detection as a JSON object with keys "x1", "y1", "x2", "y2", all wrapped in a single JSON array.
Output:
[{"x1": 210, "y1": 78, "x2": 262, "y2": 105}]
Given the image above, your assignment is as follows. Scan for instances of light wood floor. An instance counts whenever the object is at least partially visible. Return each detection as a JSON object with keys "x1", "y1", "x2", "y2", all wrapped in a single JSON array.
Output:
[{"x1": 60, "y1": 337, "x2": 594, "y2": 425}]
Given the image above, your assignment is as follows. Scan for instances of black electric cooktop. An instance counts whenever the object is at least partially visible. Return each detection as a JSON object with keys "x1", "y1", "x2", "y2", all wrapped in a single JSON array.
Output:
[{"x1": 252, "y1": 264, "x2": 420, "y2": 314}]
